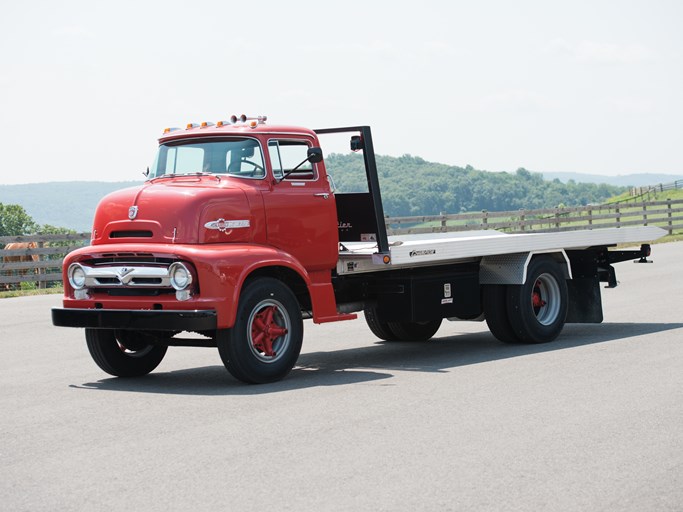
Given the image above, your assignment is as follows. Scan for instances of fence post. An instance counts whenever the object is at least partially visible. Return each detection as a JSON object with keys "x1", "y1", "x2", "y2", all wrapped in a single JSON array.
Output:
[
  {"x1": 554, "y1": 209, "x2": 561, "y2": 231},
  {"x1": 519, "y1": 209, "x2": 525, "y2": 232},
  {"x1": 643, "y1": 203, "x2": 648, "y2": 226},
  {"x1": 616, "y1": 207, "x2": 621, "y2": 228},
  {"x1": 440, "y1": 212, "x2": 446, "y2": 231},
  {"x1": 667, "y1": 199, "x2": 673, "y2": 235},
  {"x1": 587, "y1": 207, "x2": 593, "y2": 228},
  {"x1": 37, "y1": 241, "x2": 45, "y2": 289},
  {"x1": 482, "y1": 210, "x2": 488, "y2": 230}
]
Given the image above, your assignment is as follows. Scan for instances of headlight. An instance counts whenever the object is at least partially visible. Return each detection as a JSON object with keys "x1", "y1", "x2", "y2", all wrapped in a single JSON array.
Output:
[
  {"x1": 68, "y1": 264, "x2": 87, "y2": 290},
  {"x1": 169, "y1": 262, "x2": 192, "y2": 291}
]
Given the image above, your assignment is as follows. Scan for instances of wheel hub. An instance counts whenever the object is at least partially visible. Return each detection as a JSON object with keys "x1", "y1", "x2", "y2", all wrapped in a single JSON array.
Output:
[{"x1": 251, "y1": 305, "x2": 288, "y2": 358}]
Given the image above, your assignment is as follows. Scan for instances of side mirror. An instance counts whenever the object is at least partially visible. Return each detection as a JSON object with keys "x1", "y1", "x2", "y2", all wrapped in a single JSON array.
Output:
[
  {"x1": 350, "y1": 135, "x2": 364, "y2": 152},
  {"x1": 307, "y1": 147, "x2": 323, "y2": 163}
]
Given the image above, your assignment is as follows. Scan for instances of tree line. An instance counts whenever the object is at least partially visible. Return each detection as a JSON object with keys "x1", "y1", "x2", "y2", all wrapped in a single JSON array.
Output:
[
  {"x1": 0, "y1": 203, "x2": 74, "y2": 237},
  {"x1": 325, "y1": 153, "x2": 625, "y2": 217}
]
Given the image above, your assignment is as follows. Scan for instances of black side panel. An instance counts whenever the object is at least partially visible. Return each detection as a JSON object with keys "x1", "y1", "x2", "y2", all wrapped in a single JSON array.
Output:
[
  {"x1": 336, "y1": 193, "x2": 379, "y2": 243},
  {"x1": 375, "y1": 272, "x2": 481, "y2": 322}
]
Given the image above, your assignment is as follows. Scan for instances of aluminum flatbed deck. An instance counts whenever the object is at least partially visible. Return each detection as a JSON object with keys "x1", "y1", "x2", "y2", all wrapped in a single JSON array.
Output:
[{"x1": 337, "y1": 226, "x2": 667, "y2": 275}]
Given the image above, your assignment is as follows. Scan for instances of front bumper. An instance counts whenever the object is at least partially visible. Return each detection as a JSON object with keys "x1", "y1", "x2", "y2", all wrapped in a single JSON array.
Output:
[{"x1": 52, "y1": 308, "x2": 217, "y2": 331}]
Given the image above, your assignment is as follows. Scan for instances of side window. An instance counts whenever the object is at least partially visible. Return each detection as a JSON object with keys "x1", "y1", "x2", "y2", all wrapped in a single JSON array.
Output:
[
  {"x1": 268, "y1": 141, "x2": 283, "y2": 179},
  {"x1": 268, "y1": 140, "x2": 317, "y2": 180}
]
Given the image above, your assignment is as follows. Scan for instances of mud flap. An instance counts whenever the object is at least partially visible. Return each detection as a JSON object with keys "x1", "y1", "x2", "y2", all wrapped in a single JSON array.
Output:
[{"x1": 566, "y1": 277, "x2": 603, "y2": 323}]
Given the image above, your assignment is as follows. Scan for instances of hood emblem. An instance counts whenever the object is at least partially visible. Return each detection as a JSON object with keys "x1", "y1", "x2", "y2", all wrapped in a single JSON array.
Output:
[
  {"x1": 128, "y1": 206, "x2": 138, "y2": 220},
  {"x1": 204, "y1": 219, "x2": 250, "y2": 233}
]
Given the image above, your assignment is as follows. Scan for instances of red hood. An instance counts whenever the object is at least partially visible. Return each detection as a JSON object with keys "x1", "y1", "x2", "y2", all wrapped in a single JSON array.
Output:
[{"x1": 91, "y1": 176, "x2": 254, "y2": 245}]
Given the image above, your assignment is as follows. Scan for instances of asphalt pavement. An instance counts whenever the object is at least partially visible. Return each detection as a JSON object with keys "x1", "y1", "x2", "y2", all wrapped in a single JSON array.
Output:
[{"x1": 1, "y1": 242, "x2": 682, "y2": 511}]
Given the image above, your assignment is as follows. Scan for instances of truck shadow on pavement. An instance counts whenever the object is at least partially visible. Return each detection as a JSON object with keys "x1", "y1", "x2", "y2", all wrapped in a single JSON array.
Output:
[{"x1": 72, "y1": 322, "x2": 683, "y2": 396}]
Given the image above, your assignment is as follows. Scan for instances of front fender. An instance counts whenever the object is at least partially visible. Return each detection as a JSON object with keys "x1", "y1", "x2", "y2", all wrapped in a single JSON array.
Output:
[{"x1": 60, "y1": 243, "x2": 319, "y2": 329}]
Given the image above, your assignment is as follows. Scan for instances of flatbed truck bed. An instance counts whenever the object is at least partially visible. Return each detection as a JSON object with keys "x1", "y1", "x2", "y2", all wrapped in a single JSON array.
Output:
[{"x1": 337, "y1": 226, "x2": 666, "y2": 275}]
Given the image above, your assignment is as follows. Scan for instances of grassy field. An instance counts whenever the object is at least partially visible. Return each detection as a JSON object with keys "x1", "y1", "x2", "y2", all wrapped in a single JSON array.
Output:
[{"x1": 0, "y1": 286, "x2": 63, "y2": 299}]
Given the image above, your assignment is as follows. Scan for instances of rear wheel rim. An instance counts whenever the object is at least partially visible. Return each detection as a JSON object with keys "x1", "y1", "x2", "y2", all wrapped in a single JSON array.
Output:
[
  {"x1": 531, "y1": 273, "x2": 562, "y2": 326},
  {"x1": 247, "y1": 299, "x2": 291, "y2": 363}
]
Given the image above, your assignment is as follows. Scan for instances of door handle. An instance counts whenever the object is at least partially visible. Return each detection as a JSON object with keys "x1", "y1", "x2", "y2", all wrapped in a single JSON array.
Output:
[{"x1": 314, "y1": 193, "x2": 329, "y2": 199}]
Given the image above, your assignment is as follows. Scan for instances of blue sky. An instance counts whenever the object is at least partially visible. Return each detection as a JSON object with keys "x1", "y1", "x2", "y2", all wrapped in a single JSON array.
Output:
[{"x1": 1, "y1": 0, "x2": 681, "y2": 184}]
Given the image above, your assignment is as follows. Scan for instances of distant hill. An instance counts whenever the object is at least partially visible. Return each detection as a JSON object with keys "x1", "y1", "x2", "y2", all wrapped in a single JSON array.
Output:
[
  {"x1": 2, "y1": 157, "x2": 675, "y2": 232},
  {"x1": 542, "y1": 172, "x2": 683, "y2": 187},
  {"x1": 0, "y1": 181, "x2": 141, "y2": 232}
]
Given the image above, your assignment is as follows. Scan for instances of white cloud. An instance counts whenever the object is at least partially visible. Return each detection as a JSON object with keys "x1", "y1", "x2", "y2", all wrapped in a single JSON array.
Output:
[
  {"x1": 50, "y1": 25, "x2": 95, "y2": 39},
  {"x1": 548, "y1": 38, "x2": 654, "y2": 64},
  {"x1": 480, "y1": 89, "x2": 557, "y2": 112},
  {"x1": 607, "y1": 95, "x2": 654, "y2": 115}
]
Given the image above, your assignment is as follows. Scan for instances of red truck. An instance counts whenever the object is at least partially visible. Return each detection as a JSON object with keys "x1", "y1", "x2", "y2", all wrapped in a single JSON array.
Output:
[{"x1": 52, "y1": 117, "x2": 665, "y2": 383}]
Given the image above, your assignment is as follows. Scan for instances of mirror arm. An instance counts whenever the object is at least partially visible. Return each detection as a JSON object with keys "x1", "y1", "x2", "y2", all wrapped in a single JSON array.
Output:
[{"x1": 276, "y1": 157, "x2": 311, "y2": 183}]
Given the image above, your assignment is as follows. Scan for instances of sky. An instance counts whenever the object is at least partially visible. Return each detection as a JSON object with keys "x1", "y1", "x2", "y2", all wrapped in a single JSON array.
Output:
[{"x1": 0, "y1": 0, "x2": 682, "y2": 185}]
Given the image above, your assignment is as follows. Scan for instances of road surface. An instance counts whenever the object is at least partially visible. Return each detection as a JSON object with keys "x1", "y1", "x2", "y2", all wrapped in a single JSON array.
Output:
[{"x1": 1, "y1": 242, "x2": 682, "y2": 511}]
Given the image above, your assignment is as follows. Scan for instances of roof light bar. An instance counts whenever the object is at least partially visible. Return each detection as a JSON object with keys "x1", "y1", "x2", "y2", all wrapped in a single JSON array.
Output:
[{"x1": 165, "y1": 115, "x2": 268, "y2": 133}]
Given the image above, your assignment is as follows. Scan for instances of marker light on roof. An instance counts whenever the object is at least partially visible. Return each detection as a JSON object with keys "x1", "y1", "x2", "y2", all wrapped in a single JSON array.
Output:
[
  {"x1": 163, "y1": 127, "x2": 180, "y2": 134},
  {"x1": 186, "y1": 123, "x2": 199, "y2": 130},
  {"x1": 200, "y1": 121, "x2": 215, "y2": 128}
]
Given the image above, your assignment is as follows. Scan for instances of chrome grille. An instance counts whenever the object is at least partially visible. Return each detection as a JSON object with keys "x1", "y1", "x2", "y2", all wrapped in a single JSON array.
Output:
[{"x1": 80, "y1": 264, "x2": 173, "y2": 288}]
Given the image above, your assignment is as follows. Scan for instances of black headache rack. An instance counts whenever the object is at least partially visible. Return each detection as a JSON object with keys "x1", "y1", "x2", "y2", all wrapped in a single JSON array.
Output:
[{"x1": 314, "y1": 126, "x2": 390, "y2": 254}]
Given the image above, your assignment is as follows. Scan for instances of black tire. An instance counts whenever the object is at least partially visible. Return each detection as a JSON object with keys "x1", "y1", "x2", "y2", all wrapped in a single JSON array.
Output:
[
  {"x1": 85, "y1": 328, "x2": 168, "y2": 377},
  {"x1": 483, "y1": 284, "x2": 522, "y2": 344},
  {"x1": 386, "y1": 319, "x2": 442, "y2": 341},
  {"x1": 506, "y1": 256, "x2": 568, "y2": 344},
  {"x1": 217, "y1": 278, "x2": 303, "y2": 384},
  {"x1": 364, "y1": 306, "x2": 397, "y2": 341}
]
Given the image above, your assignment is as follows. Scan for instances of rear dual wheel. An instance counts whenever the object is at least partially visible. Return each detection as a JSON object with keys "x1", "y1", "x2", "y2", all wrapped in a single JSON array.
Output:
[
  {"x1": 364, "y1": 306, "x2": 442, "y2": 342},
  {"x1": 484, "y1": 256, "x2": 568, "y2": 344}
]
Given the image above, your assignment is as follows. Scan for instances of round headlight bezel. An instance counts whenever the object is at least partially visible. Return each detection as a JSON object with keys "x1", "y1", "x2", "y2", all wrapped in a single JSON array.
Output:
[
  {"x1": 68, "y1": 263, "x2": 87, "y2": 290},
  {"x1": 169, "y1": 262, "x2": 193, "y2": 291}
]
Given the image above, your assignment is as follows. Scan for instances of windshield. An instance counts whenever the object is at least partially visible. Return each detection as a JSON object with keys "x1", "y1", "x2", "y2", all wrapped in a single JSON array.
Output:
[{"x1": 149, "y1": 138, "x2": 265, "y2": 179}]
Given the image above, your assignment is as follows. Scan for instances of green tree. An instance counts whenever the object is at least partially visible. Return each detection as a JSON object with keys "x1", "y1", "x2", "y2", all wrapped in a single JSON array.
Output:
[{"x1": 0, "y1": 203, "x2": 38, "y2": 236}]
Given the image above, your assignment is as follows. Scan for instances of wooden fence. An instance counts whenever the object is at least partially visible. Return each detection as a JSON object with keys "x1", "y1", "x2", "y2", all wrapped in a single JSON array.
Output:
[
  {"x1": 2, "y1": 198, "x2": 682, "y2": 289},
  {"x1": 627, "y1": 179, "x2": 683, "y2": 201},
  {"x1": 386, "y1": 198, "x2": 683, "y2": 236},
  {"x1": 0, "y1": 233, "x2": 89, "y2": 290}
]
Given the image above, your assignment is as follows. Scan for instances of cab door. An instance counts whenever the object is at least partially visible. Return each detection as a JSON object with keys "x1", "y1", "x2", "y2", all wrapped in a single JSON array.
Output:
[{"x1": 262, "y1": 138, "x2": 338, "y2": 271}]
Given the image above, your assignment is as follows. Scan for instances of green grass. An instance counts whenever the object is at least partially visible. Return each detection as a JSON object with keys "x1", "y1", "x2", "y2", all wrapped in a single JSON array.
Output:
[
  {"x1": 608, "y1": 187, "x2": 683, "y2": 204},
  {"x1": 0, "y1": 286, "x2": 63, "y2": 299}
]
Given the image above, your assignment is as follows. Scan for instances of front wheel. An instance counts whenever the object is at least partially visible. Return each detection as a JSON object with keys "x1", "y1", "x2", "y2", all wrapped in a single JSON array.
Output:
[
  {"x1": 217, "y1": 278, "x2": 303, "y2": 384},
  {"x1": 85, "y1": 329, "x2": 168, "y2": 377}
]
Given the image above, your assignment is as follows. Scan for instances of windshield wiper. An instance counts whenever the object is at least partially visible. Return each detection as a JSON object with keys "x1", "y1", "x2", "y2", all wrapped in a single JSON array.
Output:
[{"x1": 149, "y1": 172, "x2": 217, "y2": 182}]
